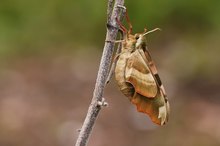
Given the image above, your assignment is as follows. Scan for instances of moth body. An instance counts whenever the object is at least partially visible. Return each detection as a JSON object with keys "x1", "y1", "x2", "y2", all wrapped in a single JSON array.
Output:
[
  {"x1": 115, "y1": 50, "x2": 134, "y2": 98},
  {"x1": 114, "y1": 30, "x2": 170, "y2": 125}
]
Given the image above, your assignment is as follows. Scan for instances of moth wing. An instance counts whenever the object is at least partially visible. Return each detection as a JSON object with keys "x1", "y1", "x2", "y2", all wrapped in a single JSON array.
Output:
[
  {"x1": 143, "y1": 48, "x2": 167, "y2": 97},
  {"x1": 125, "y1": 48, "x2": 170, "y2": 125},
  {"x1": 125, "y1": 49, "x2": 157, "y2": 98},
  {"x1": 131, "y1": 90, "x2": 170, "y2": 125}
]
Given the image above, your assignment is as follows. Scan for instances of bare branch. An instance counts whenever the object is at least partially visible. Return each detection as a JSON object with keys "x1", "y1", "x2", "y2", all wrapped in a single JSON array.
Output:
[
  {"x1": 106, "y1": 8, "x2": 126, "y2": 85},
  {"x1": 75, "y1": 0, "x2": 124, "y2": 146}
]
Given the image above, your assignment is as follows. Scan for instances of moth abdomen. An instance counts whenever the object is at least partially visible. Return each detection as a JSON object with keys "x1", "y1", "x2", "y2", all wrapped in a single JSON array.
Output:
[
  {"x1": 120, "y1": 83, "x2": 135, "y2": 98},
  {"x1": 115, "y1": 51, "x2": 135, "y2": 98}
]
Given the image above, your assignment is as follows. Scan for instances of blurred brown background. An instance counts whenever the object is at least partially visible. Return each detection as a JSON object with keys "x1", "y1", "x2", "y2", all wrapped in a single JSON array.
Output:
[{"x1": 0, "y1": 0, "x2": 220, "y2": 146}]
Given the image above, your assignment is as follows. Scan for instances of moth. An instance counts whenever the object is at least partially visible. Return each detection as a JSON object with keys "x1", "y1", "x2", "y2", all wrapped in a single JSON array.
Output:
[{"x1": 107, "y1": 12, "x2": 170, "y2": 125}]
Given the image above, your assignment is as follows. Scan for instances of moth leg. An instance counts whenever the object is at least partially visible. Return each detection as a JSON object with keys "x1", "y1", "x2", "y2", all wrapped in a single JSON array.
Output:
[
  {"x1": 105, "y1": 28, "x2": 124, "y2": 85},
  {"x1": 105, "y1": 39, "x2": 124, "y2": 43},
  {"x1": 105, "y1": 40, "x2": 122, "y2": 85},
  {"x1": 105, "y1": 22, "x2": 125, "y2": 85},
  {"x1": 105, "y1": 25, "x2": 125, "y2": 43},
  {"x1": 116, "y1": 5, "x2": 132, "y2": 34},
  {"x1": 105, "y1": 61, "x2": 115, "y2": 85},
  {"x1": 125, "y1": 9, "x2": 132, "y2": 34}
]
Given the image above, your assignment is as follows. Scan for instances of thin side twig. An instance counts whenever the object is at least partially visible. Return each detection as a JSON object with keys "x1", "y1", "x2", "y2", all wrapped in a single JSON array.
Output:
[{"x1": 75, "y1": 0, "x2": 124, "y2": 146}]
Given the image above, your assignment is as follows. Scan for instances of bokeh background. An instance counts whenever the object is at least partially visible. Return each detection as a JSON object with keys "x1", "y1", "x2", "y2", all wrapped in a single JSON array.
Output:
[{"x1": 1, "y1": 0, "x2": 220, "y2": 146}]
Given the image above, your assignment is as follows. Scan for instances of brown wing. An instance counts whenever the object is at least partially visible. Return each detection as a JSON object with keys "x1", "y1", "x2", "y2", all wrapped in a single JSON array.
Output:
[
  {"x1": 125, "y1": 49, "x2": 157, "y2": 98},
  {"x1": 125, "y1": 48, "x2": 170, "y2": 125},
  {"x1": 131, "y1": 91, "x2": 170, "y2": 125},
  {"x1": 143, "y1": 47, "x2": 167, "y2": 97}
]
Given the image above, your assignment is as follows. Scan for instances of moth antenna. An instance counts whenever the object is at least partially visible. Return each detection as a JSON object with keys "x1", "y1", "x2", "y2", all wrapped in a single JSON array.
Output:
[{"x1": 143, "y1": 28, "x2": 161, "y2": 36}]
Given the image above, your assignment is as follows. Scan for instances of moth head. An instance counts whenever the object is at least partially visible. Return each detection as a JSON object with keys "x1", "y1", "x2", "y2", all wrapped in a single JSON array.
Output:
[
  {"x1": 124, "y1": 32, "x2": 146, "y2": 50},
  {"x1": 123, "y1": 28, "x2": 161, "y2": 50},
  {"x1": 134, "y1": 28, "x2": 161, "y2": 48},
  {"x1": 134, "y1": 33, "x2": 146, "y2": 48}
]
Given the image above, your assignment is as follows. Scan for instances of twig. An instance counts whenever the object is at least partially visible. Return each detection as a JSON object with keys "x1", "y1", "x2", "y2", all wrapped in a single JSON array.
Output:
[
  {"x1": 75, "y1": 0, "x2": 124, "y2": 146},
  {"x1": 107, "y1": 0, "x2": 114, "y2": 24},
  {"x1": 105, "y1": 7, "x2": 126, "y2": 84}
]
